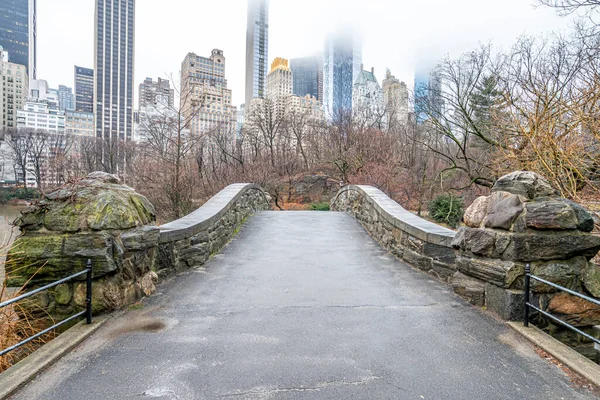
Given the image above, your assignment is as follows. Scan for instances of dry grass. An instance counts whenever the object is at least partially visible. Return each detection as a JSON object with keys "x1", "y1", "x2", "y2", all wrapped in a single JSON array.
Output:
[{"x1": 0, "y1": 242, "x2": 56, "y2": 373}]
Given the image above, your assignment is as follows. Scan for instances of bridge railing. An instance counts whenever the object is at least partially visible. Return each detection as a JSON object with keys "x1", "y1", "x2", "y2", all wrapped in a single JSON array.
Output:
[
  {"x1": 524, "y1": 263, "x2": 600, "y2": 348},
  {"x1": 0, "y1": 260, "x2": 93, "y2": 357}
]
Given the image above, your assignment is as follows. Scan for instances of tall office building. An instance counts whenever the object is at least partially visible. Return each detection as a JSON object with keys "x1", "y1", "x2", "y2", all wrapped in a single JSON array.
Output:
[
  {"x1": 74, "y1": 66, "x2": 94, "y2": 113},
  {"x1": 290, "y1": 55, "x2": 323, "y2": 101},
  {"x1": 180, "y1": 49, "x2": 237, "y2": 137},
  {"x1": 414, "y1": 65, "x2": 444, "y2": 123},
  {"x1": 245, "y1": 0, "x2": 269, "y2": 109},
  {"x1": 323, "y1": 30, "x2": 362, "y2": 119},
  {"x1": 0, "y1": 0, "x2": 36, "y2": 79},
  {"x1": 138, "y1": 77, "x2": 174, "y2": 110},
  {"x1": 94, "y1": 0, "x2": 135, "y2": 172},
  {"x1": 58, "y1": 85, "x2": 75, "y2": 111}
]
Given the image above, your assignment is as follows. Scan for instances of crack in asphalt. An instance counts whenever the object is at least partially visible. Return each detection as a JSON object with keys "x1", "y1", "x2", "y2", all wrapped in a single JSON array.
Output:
[{"x1": 216, "y1": 376, "x2": 382, "y2": 398}]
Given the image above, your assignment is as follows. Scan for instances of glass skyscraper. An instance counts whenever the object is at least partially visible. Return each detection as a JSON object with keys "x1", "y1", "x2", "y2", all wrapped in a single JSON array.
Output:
[
  {"x1": 323, "y1": 31, "x2": 362, "y2": 119},
  {"x1": 94, "y1": 0, "x2": 135, "y2": 173},
  {"x1": 245, "y1": 0, "x2": 269, "y2": 109},
  {"x1": 74, "y1": 66, "x2": 94, "y2": 113},
  {"x1": 290, "y1": 55, "x2": 323, "y2": 101},
  {"x1": 0, "y1": 0, "x2": 36, "y2": 79}
]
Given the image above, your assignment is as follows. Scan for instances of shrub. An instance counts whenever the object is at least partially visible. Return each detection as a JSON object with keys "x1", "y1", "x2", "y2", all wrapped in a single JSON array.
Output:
[
  {"x1": 310, "y1": 202, "x2": 330, "y2": 211},
  {"x1": 428, "y1": 194, "x2": 464, "y2": 228}
]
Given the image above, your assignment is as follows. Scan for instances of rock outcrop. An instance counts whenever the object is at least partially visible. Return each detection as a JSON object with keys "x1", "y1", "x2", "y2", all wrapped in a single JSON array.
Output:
[
  {"x1": 6, "y1": 172, "x2": 159, "y2": 316},
  {"x1": 452, "y1": 171, "x2": 600, "y2": 326}
]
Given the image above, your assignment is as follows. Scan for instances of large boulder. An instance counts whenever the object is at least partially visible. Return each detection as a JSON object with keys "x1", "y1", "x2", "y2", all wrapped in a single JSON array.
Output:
[
  {"x1": 6, "y1": 172, "x2": 157, "y2": 290},
  {"x1": 491, "y1": 171, "x2": 558, "y2": 199}
]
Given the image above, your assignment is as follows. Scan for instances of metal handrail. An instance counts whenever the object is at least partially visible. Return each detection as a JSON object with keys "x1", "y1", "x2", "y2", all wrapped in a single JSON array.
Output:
[
  {"x1": 524, "y1": 263, "x2": 600, "y2": 347},
  {"x1": 0, "y1": 259, "x2": 93, "y2": 357}
]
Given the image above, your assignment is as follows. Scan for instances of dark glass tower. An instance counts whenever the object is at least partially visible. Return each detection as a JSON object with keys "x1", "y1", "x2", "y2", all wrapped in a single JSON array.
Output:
[
  {"x1": 75, "y1": 66, "x2": 94, "y2": 113},
  {"x1": 94, "y1": 0, "x2": 135, "y2": 173},
  {"x1": 290, "y1": 56, "x2": 323, "y2": 101},
  {"x1": 0, "y1": 0, "x2": 36, "y2": 78}
]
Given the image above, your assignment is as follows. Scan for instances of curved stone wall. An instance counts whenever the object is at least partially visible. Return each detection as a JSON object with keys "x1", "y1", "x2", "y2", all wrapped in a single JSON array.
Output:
[
  {"x1": 157, "y1": 183, "x2": 271, "y2": 277},
  {"x1": 331, "y1": 185, "x2": 458, "y2": 282}
]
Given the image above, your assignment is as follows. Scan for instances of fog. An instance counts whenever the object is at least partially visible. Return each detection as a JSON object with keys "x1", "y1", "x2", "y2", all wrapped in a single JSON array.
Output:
[{"x1": 38, "y1": 0, "x2": 575, "y2": 107}]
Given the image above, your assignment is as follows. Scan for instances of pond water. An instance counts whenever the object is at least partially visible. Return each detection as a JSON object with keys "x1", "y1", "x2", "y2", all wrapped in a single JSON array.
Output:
[{"x1": 0, "y1": 205, "x2": 25, "y2": 284}]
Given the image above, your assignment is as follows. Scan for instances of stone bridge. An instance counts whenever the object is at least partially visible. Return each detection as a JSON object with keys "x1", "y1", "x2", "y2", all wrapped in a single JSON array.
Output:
[{"x1": 5, "y1": 171, "x2": 600, "y2": 399}]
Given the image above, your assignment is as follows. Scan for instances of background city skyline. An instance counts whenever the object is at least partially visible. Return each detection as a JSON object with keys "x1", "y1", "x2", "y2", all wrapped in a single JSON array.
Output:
[{"x1": 38, "y1": 0, "x2": 575, "y2": 107}]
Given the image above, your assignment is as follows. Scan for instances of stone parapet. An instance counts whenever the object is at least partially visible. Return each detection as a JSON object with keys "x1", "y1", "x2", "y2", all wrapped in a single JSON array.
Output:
[
  {"x1": 330, "y1": 185, "x2": 457, "y2": 281},
  {"x1": 157, "y1": 184, "x2": 271, "y2": 278}
]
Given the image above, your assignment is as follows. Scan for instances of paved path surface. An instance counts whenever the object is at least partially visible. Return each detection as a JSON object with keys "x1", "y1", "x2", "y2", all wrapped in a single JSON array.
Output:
[{"x1": 14, "y1": 212, "x2": 598, "y2": 399}]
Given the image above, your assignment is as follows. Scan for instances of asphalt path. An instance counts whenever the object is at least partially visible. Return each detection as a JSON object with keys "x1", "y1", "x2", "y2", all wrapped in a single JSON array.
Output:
[{"x1": 13, "y1": 211, "x2": 598, "y2": 399}]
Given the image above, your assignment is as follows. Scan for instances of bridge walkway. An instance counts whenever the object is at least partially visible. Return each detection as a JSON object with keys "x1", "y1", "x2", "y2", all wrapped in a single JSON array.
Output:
[{"x1": 14, "y1": 211, "x2": 597, "y2": 399}]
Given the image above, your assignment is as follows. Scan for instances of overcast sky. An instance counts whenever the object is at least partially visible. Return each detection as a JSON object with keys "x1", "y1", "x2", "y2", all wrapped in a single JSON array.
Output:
[{"x1": 38, "y1": 0, "x2": 575, "y2": 107}]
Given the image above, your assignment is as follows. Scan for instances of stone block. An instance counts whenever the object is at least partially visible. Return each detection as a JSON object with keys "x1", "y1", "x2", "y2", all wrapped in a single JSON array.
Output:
[
  {"x1": 485, "y1": 284, "x2": 525, "y2": 321},
  {"x1": 451, "y1": 272, "x2": 486, "y2": 306},
  {"x1": 422, "y1": 243, "x2": 456, "y2": 265},
  {"x1": 502, "y1": 231, "x2": 600, "y2": 262},
  {"x1": 457, "y1": 255, "x2": 524, "y2": 288},
  {"x1": 464, "y1": 196, "x2": 489, "y2": 228},
  {"x1": 491, "y1": 171, "x2": 558, "y2": 199},
  {"x1": 483, "y1": 193, "x2": 523, "y2": 231},
  {"x1": 120, "y1": 226, "x2": 160, "y2": 250},
  {"x1": 530, "y1": 257, "x2": 586, "y2": 293},
  {"x1": 402, "y1": 249, "x2": 432, "y2": 271},
  {"x1": 548, "y1": 292, "x2": 600, "y2": 327},
  {"x1": 582, "y1": 262, "x2": 600, "y2": 298},
  {"x1": 430, "y1": 261, "x2": 456, "y2": 282},
  {"x1": 525, "y1": 200, "x2": 578, "y2": 230}
]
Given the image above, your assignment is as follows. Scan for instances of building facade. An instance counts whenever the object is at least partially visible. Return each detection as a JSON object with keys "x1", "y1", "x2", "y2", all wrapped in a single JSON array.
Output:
[
  {"x1": 65, "y1": 110, "x2": 94, "y2": 137},
  {"x1": 286, "y1": 94, "x2": 324, "y2": 121},
  {"x1": 138, "y1": 77, "x2": 174, "y2": 110},
  {"x1": 382, "y1": 69, "x2": 409, "y2": 127},
  {"x1": 74, "y1": 66, "x2": 94, "y2": 113},
  {"x1": 180, "y1": 49, "x2": 237, "y2": 137},
  {"x1": 0, "y1": 47, "x2": 28, "y2": 129},
  {"x1": 17, "y1": 96, "x2": 65, "y2": 133},
  {"x1": 323, "y1": 30, "x2": 362, "y2": 119},
  {"x1": 352, "y1": 66, "x2": 384, "y2": 119},
  {"x1": 245, "y1": 0, "x2": 269, "y2": 109},
  {"x1": 0, "y1": 0, "x2": 36, "y2": 80},
  {"x1": 94, "y1": 0, "x2": 135, "y2": 172},
  {"x1": 265, "y1": 57, "x2": 292, "y2": 118},
  {"x1": 58, "y1": 84, "x2": 74, "y2": 111},
  {"x1": 290, "y1": 55, "x2": 323, "y2": 101}
]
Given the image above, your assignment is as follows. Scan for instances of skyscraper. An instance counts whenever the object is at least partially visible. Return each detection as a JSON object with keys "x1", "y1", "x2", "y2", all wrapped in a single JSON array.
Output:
[
  {"x1": 290, "y1": 55, "x2": 323, "y2": 101},
  {"x1": 94, "y1": 0, "x2": 135, "y2": 172},
  {"x1": 74, "y1": 66, "x2": 94, "y2": 113},
  {"x1": 138, "y1": 77, "x2": 174, "y2": 110},
  {"x1": 323, "y1": 30, "x2": 362, "y2": 119},
  {"x1": 245, "y1": 0, "x2": 269, "y2": 109},
  {"x1": 58, "y1": 85, "x2": 75, "y2": 111},
  {"x1": 0, "y1": 0, "x2": 36, "y2": 79},
  {"x1": 352, "y1": 66, "x2": 384, "y2": 118}
]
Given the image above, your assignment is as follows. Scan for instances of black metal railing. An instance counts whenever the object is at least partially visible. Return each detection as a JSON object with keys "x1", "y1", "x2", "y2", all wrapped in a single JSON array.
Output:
[
  {"x1": 0, "y1": 259, "x2": 93, "y2": 357},
  {"x1": 524, "y1": 263, "x2": 600, "y2": 347}
]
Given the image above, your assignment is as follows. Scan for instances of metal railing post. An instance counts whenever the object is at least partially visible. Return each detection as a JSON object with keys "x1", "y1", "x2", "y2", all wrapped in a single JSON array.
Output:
[
  {"x1": 524, "y1": 263, "x2": 530, "y2": 327},
  {"x1": 86, "y1": 259, "x2": 92, "y2": 324}
]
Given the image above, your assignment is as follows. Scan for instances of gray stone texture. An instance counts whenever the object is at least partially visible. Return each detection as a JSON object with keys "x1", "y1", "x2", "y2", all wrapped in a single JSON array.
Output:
[
  {"x1": 331, "y1": 185, "x2": 457, "y2": 283},
  {"x1": 157, "y1": 184, "x2": 271, "y2": 278},
  {"x1": 6, "y1": 172, "x2": 159, "y2": 318},
  {"x1": 332, "y1": 173, "x2": 600, "y2": 328},
  {"x1": 456, "y1": 171, "x2": 600, "y2": 328}
]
